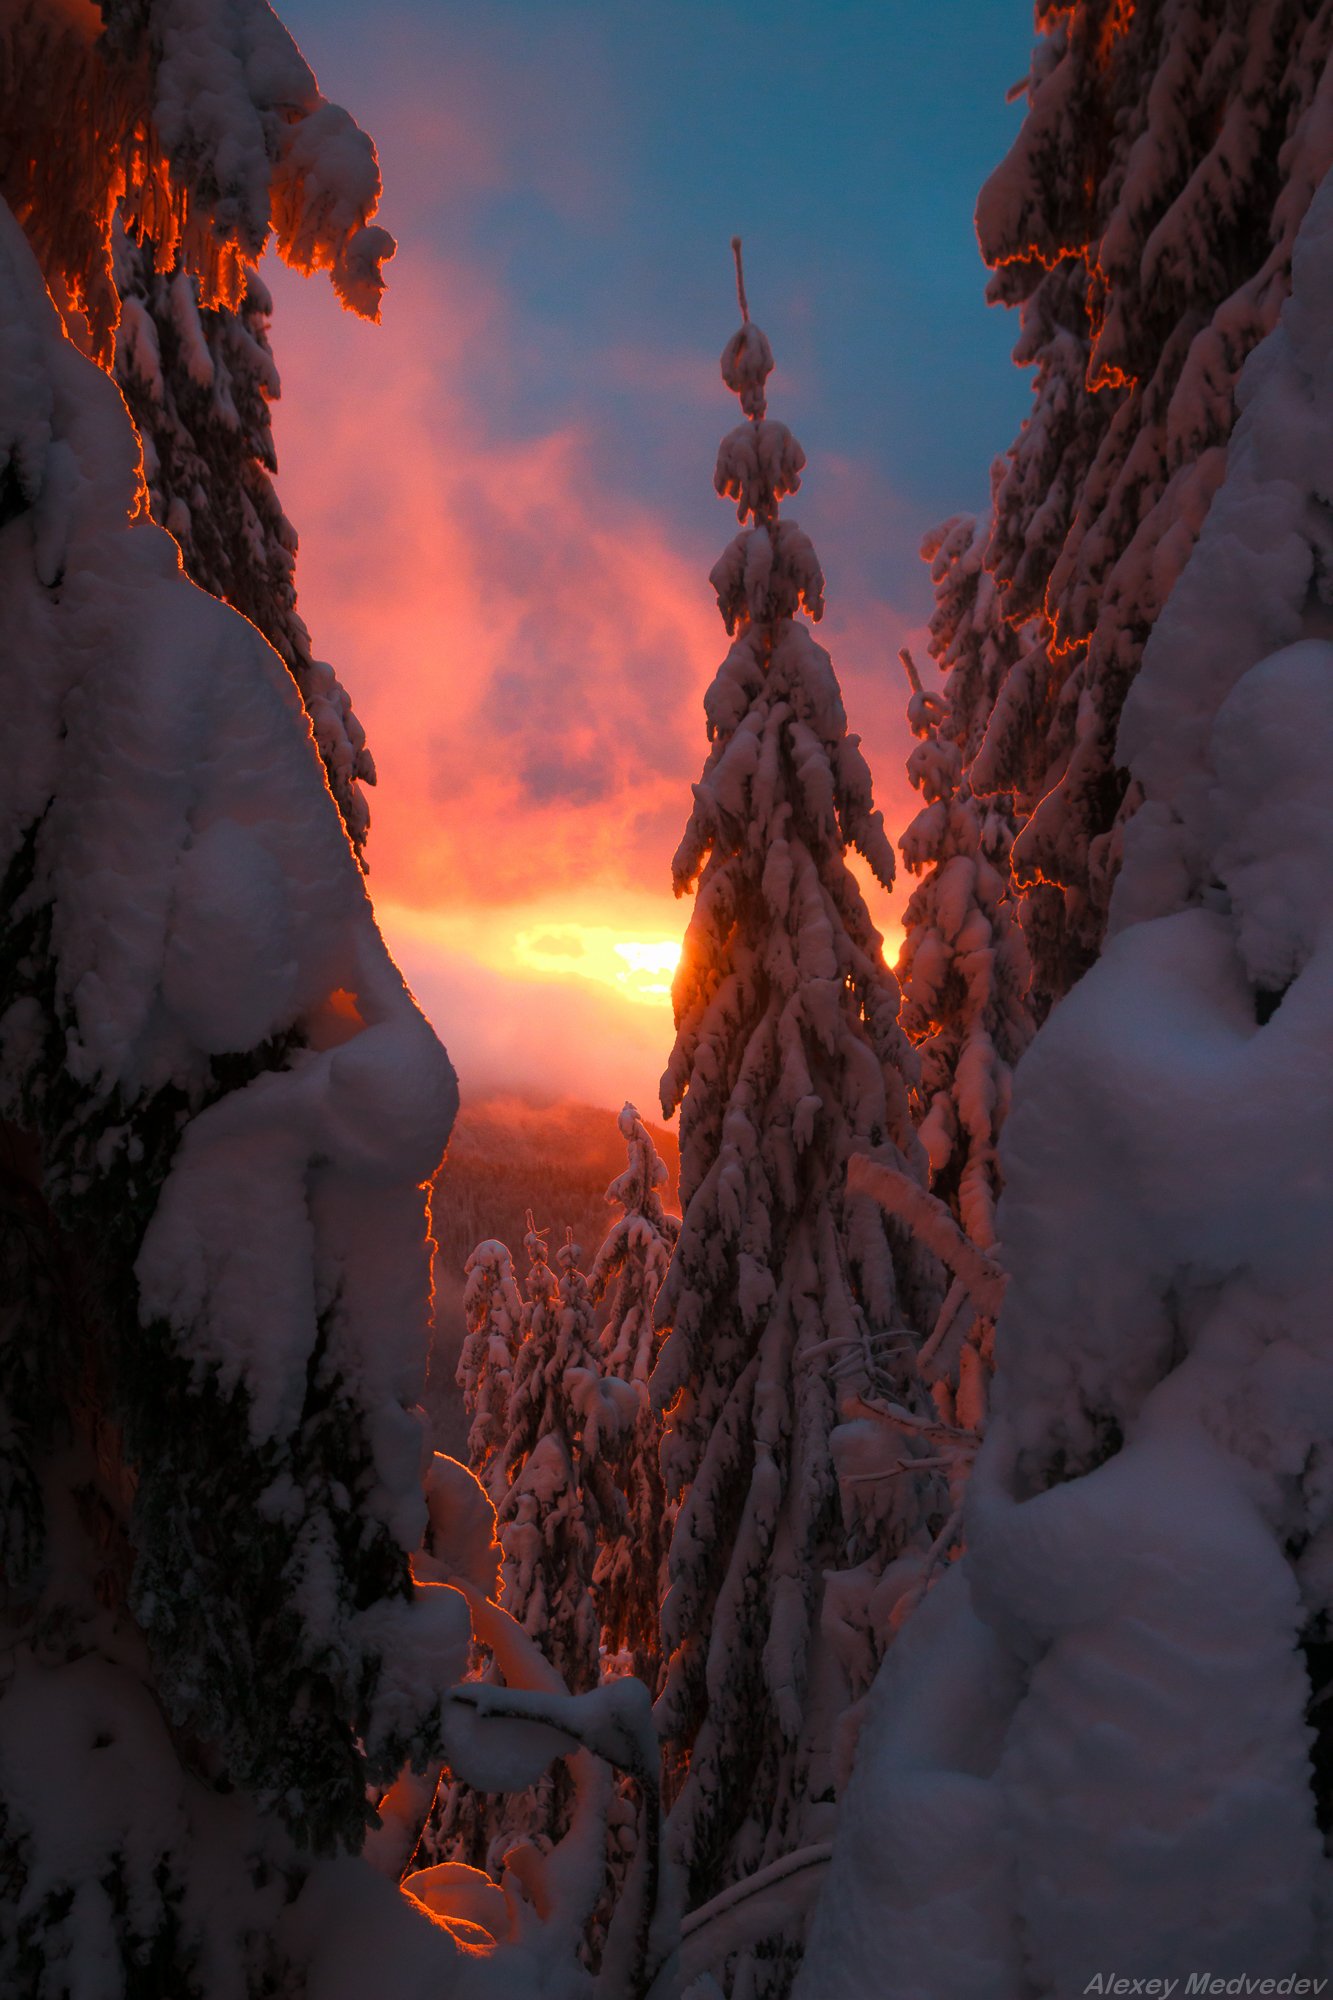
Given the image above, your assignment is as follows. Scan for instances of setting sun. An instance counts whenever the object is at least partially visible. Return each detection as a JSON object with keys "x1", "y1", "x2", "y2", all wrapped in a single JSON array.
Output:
[
  {"x1": 373, "y1": 893, "x2": 689, "y2": 1105},
  {"x1": 514, "y1": 924, "x2": 680, "y2": 1004},
  {"x1": 613, "y1": 938, "x2": 681, "y2": 981}
]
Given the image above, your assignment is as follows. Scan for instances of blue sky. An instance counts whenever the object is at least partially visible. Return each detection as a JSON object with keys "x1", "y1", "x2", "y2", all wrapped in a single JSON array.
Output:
[{"x1": 282, "y1": 0, "x2": 1033, "y2": 579}]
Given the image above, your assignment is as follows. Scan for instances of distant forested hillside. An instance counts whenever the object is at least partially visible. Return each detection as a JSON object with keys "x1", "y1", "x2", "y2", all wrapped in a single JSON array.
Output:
[{"x1": 426, "y1": 1094, "x2": 680, "y2": 1450}]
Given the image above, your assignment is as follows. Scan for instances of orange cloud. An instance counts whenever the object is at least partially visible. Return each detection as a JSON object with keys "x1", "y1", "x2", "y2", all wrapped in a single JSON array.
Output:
[{"x1": 266, "y1": 246, "x2": 715, "y2": 913}]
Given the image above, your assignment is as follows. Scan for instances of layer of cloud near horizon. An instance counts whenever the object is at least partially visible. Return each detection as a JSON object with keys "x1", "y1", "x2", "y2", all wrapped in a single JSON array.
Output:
[{"x1": 265, "y1": 1, "x2": 1030, "y2": 1107}]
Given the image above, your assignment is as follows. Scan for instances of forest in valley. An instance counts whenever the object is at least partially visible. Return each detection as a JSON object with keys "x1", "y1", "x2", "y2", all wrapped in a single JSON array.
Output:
[{"x1": 5, "y1": 1, "x2": 1333, "y2": 1995}]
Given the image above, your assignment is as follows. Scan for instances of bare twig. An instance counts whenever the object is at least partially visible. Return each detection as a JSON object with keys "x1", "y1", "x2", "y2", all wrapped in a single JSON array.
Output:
[{"x1": 731, "y1": 234, "x2": 750, "y2": 323}]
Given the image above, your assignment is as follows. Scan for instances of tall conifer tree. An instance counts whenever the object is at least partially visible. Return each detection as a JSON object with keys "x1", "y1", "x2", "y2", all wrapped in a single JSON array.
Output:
[
  {"x1": 427, "y1": 1216, "x2": 632, "y2": 1875},
  {"x1": 804, "y1": 145, "x2": 1333, "y2": 2000},
  {"x1": 457, "y1": 1236, "x2": 524, "y2": 1506},
  {"x1": 498, "y1": 1220, "x2": 615, "y2": 1696},
  {"x1": 895, "y1": 641, "x2": 1031, "y2": 1260},
  {"x1": 652, "y1": 245, "x2": 936, "y2": 1952}
]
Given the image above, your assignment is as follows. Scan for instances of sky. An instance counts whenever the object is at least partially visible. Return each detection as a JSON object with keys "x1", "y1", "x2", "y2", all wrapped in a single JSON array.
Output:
[{"x1": 266, "y1": 0, "x2": 1038, "y2": 1115}]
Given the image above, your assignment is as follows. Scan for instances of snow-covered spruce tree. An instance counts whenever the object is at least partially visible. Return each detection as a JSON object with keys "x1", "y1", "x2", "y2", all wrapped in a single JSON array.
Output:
[
  {"x1": 457, "y1": 1235, "x2": 524, "y2": 1506},
  {"x1": 918, "y1": 502, "x2": 1025, "y2": 771},
  {"x1": 963, "y1": 0, "x2": 1333, "y2": 1012},
  {"x1": 588, "y1": 1103, "x2": 680, "y2": 1690},
  {"x1": 872, "y1": 637, "x2": 1029, "y2": 1456},
  {"x1": 651, "y1": 245, "x2": 940, "y2": 1959},
  {"x1": 0, "y1": 7, "x2": 525, "y2": 1991},
  {"x1": 895, "y1": 645, "x2": 1031, "y2": 1262},
  {"x1": 0, "y1": 0, "x2": 380, "y2": 850},
  {"x1": 0, "y1": 196, "x2": 492, "y2": 1994},
  {"x1": 501, "y1": 1218, "x2": 628, "y2": 1697},
  {"x1": 802, "y1": 159, "x2": 1333, "y2": 2000},
  {"x1": 873, "y1": 517, "x2": 1033, "y2": 1453}
]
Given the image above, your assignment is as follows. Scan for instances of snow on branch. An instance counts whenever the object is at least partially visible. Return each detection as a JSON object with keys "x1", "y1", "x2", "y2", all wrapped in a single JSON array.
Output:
[
  {"x1": 435, "y1": 1678, "x2": 672, "y2": 2000},
  {"x1": 644, "y1": 1842, "x2": 834, "y2": 1999},
  {"x1": 846, "y1": 1153, "x2": 1006, "y2": 1318},
  {"x1": 0, "y1": 0, "x2": 395, "y2": 360}
]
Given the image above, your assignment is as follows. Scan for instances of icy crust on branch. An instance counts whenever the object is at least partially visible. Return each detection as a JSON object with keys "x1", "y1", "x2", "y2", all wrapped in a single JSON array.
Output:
[
  {"x1": 715, "y1": 420, "x2": 806, "y2": 523},
  {"x1": 711, "y1": 518, "x2": 825, "y2": 634},
  {"x1": 0, "y1": 194, "x2": 470, "y2": 1964},
  {"x1": 962, "y1": 0, "x2": 1333, "y2": 1007},
  {"x1": 802, "y1": 165, "x2": 1333, "y2": 1997},
  {"x1": 0, "y1": 0, "x2": 394, "y2": 359},
  {"x1": 720, "y1": 318, "x2": 774, "y2": 419},
  {"x1": 113, "y1": 233, "x2": 376, "y2": 847},
  {"x1": 652, "y1": 303, "x2": 940, "y2": 1946},
  {"x1": 127, "y1": 0, "x2": 394, "y2": 311}
]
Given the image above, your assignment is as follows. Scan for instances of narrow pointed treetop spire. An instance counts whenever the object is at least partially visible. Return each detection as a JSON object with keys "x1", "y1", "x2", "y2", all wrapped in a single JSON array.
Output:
[
  {"x1": 720, "y1": 236, "x2": 775, "y2": 423},
  {"x1": 650, "y1": 249, "x2": 941, "y2": 1963}
]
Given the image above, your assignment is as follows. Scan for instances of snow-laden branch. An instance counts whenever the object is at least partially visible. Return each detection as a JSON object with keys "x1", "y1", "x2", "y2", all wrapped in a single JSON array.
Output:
[
  {"x1": 847, "y1": 1154, "x2": 1005, "y2": 1317},
  {"x1": 440, "y1": 1678, "x2": 670, "y2": 2000},
  {"x1": 643, "y1": 1842, "x2": 834, "y2": 1999}
]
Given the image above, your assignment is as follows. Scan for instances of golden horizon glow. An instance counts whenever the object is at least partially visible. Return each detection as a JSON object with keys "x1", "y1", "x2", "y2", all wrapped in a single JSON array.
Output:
[
  {"x1": 514, "y1": 924, "x2": 680, "y2": 1006},
  {"x1": 382, "y1": 889, "x2": 906, "y2": 1015},
  {"x1": 380, "y1": 894, "x2": 686, "y2": 1010}
]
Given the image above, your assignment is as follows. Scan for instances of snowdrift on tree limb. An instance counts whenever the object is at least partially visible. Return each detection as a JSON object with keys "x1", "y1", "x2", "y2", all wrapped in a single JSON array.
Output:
[
  {"x1": 2, "y1": 0, "x2": 386, "y2": 842},
  {"x1": 0, "y1": 0, "x2": 395, "y2": 357},
  {"x1": 801, "y1": 158, "x2": 1333, "y2": 1998}
]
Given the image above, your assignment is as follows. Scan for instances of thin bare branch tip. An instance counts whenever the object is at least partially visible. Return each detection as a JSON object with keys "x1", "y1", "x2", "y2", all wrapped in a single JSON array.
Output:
[{"x1": 731, "y1": 236, "x2": 750, "y2": 323}]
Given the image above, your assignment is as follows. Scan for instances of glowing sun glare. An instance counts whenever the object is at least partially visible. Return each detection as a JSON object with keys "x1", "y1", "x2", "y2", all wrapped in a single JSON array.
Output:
[
  {"x1": 614, "y1": 939, "x2": 680, "y2": 978},
  {"x1": 512, "y1": 923, "x2": 680, "y2": 1006}
]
